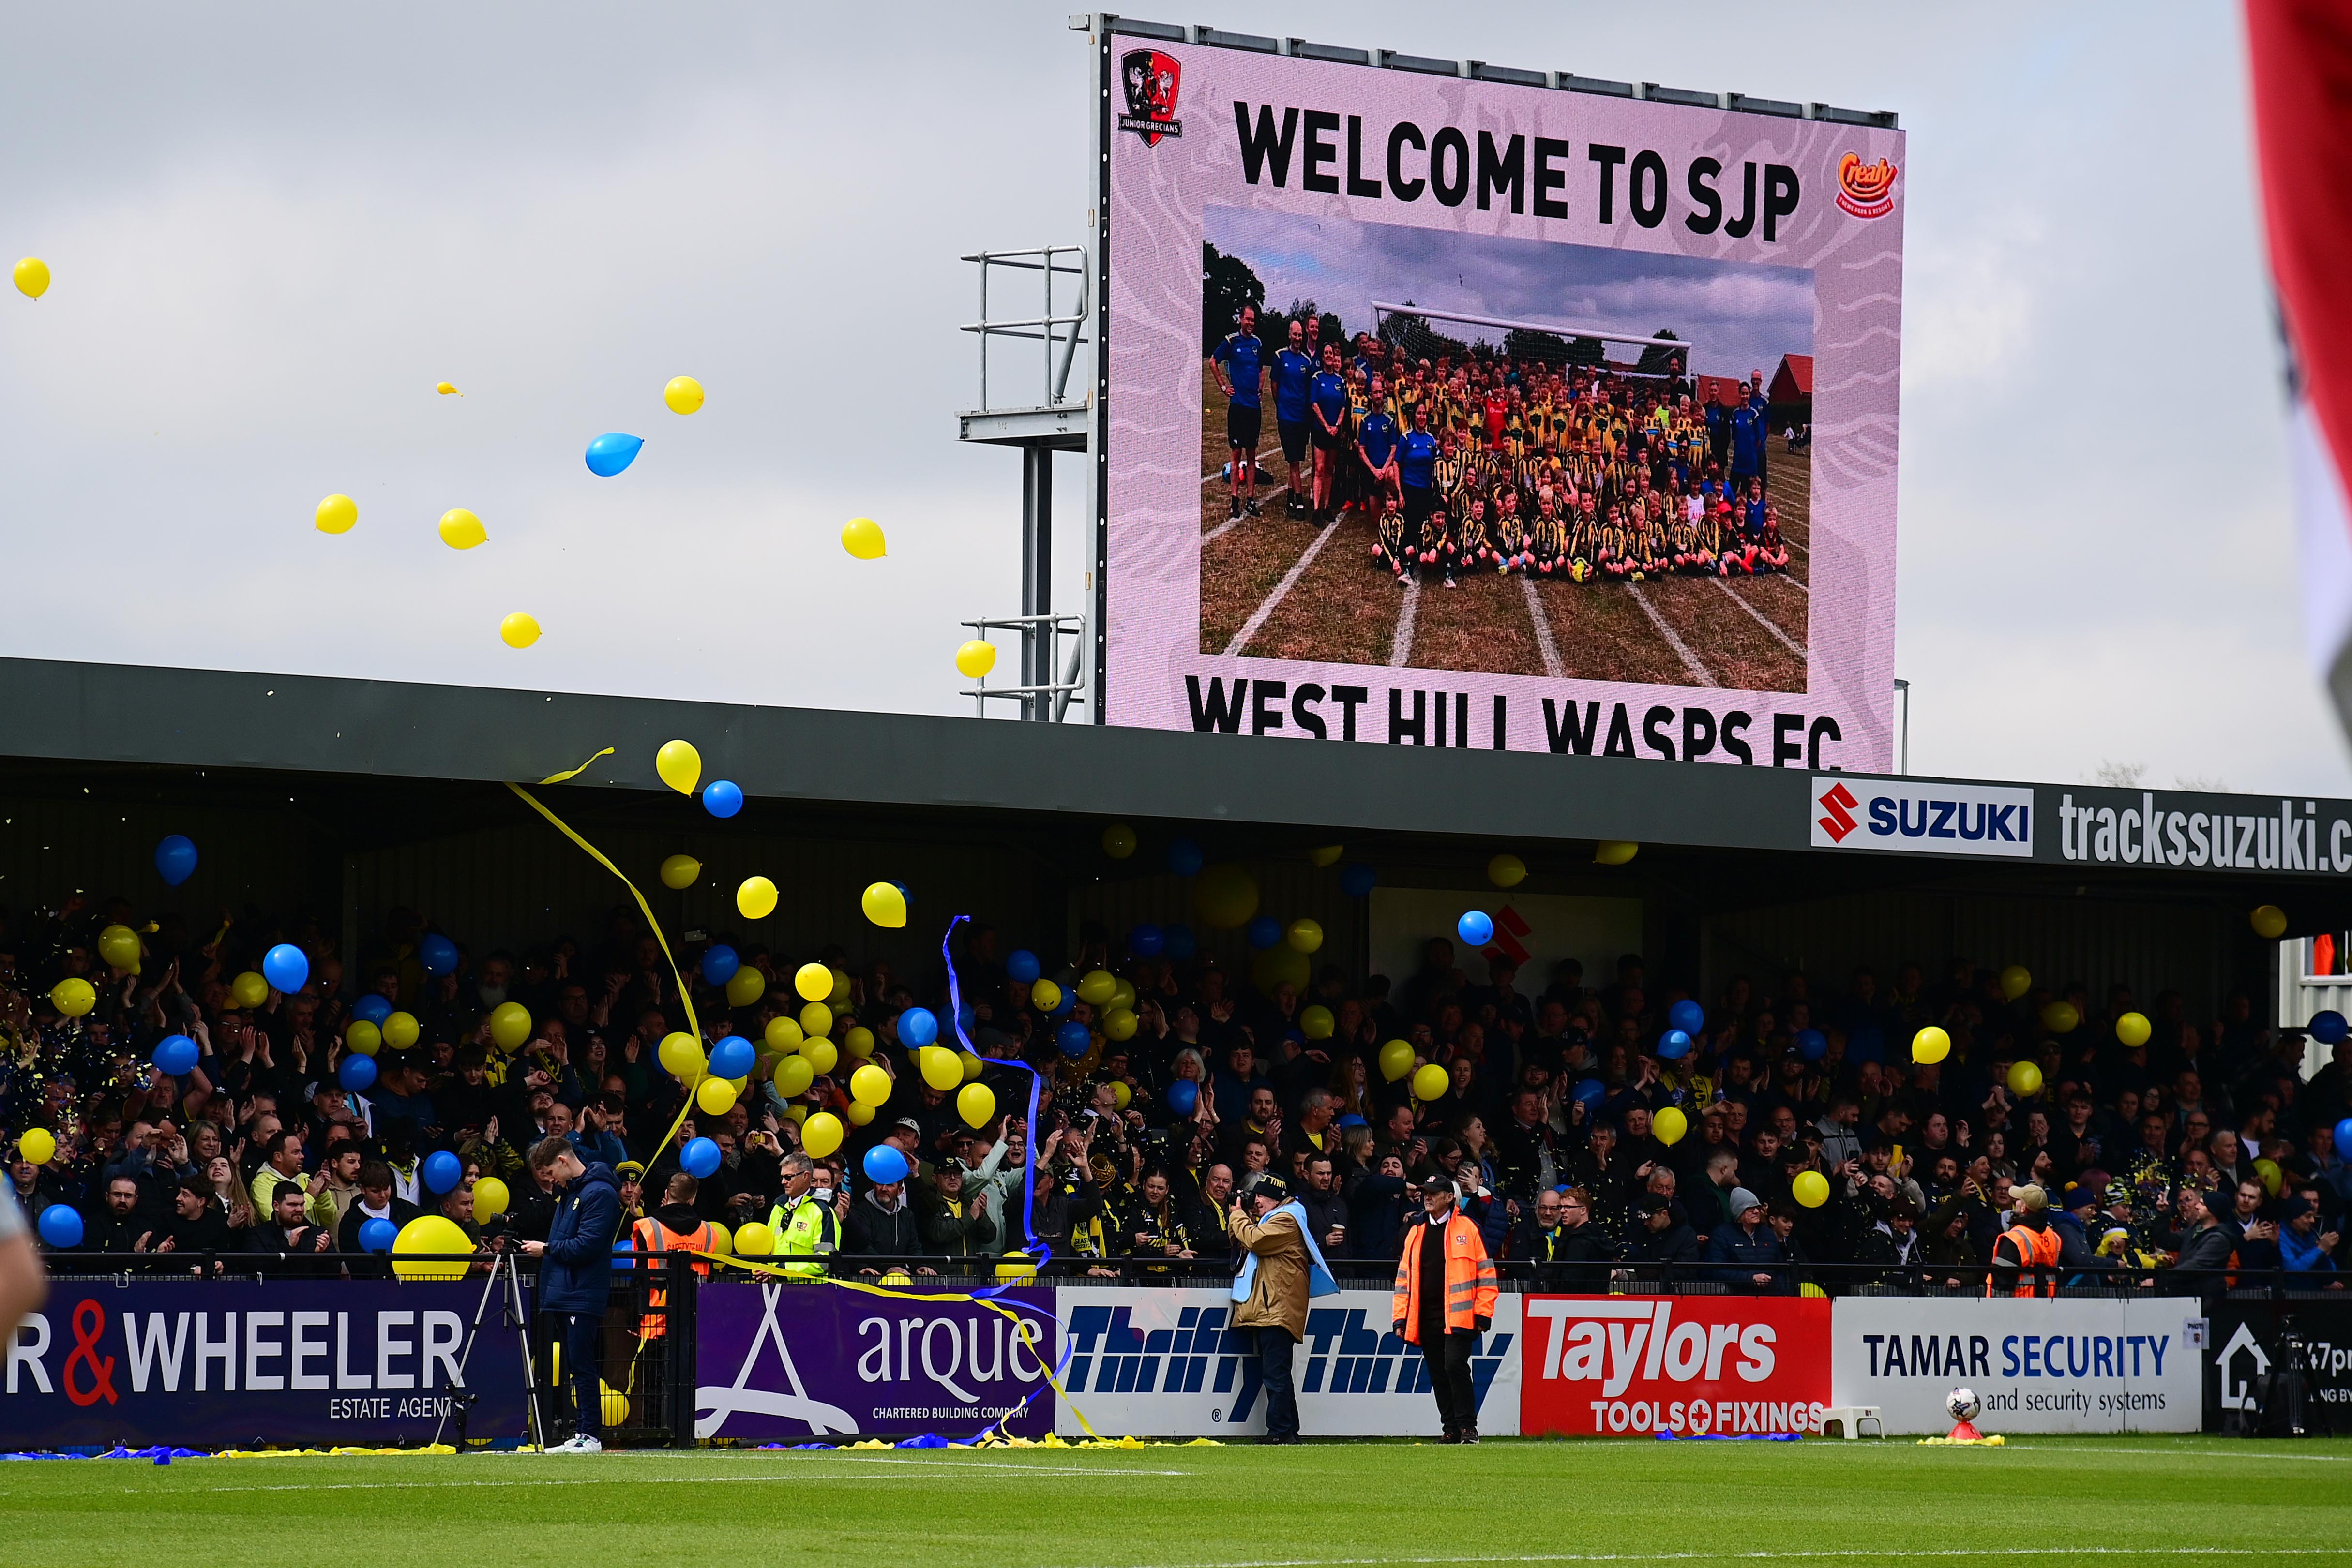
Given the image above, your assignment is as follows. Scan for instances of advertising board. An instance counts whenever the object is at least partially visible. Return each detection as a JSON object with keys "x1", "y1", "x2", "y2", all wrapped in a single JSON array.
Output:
[
  {"x1": 1831, "y1": 1296, "x2": 2203, "y2": 1434},
  {"x1": 1, "y1": 1278, "x2": 529, "y2": 1449},
  {"x1": 1518, "y1": 1294, "x2": 1830, "y2": 1435},
  {"x1": 2207, "y1": 1296, "x2": 2352, "y2": 1431},
  {"x1": 1101, "y1": 36, "x2": 1904, "y2": 769},
  {"x1": 1054, "y1": 1287, "x2": 1520, "y2": 1436}
]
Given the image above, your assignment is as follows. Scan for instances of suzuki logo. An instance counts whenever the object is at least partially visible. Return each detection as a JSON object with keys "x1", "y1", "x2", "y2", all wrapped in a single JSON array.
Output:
[{"x1": 1817, "y1": 782, "x2": 1860, "y2": 843}]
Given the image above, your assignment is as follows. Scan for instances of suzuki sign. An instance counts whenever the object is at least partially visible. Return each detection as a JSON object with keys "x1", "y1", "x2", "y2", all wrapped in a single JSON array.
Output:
[{"x1": 1811, "y1": 777, "x2": 2035, "y2": 858}]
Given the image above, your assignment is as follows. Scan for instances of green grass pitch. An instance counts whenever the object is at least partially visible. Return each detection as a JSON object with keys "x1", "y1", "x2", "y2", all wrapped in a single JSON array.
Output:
[{"x1": 3, "y1": 1436, "x2": 2348, "y2": 1568}]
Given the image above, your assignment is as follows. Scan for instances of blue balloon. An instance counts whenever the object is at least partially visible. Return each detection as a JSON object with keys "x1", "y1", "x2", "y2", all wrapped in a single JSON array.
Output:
[
  {"x1": 38, "y1": 1204, "x2": 83, "y2": 1249},
  {"x1": 681, "y1": 1137, "x2": 722, "y2": 1180},
  {"x1": 701, "y1": 944, "x2": 740, "y2": 985},
  {"x1": 422, "y1": 1150, "x2": 464, "y2": 1195},
  {"x1": 1572, "y1": 1077, "x2": 1607, "y2": 1108},
  {"x1": 703, "y1": 780, "x2": 743, "y2": 819},
  {"x1": 1048, "y1": 985, "x2": 1075, "y2": 1016},
  {"x1": 1457, "y1": 910, "x2": 1495, "y2": 948},
  {"x1": 1669, "y1": 999, "x2": 1705, "y2": 1036},
  {"x1": 1165, "y1": 1078, "x2": 1199, "y2": 1116},
  {"x1": 1339, "y1": 862, "x2": 1377, "y2": 898},
  {"x1": 339, "y1": 1053, "x2": 377, "y2": 1093},
  {"x1": 708, "y1": 1034, "x2": 756, "y2": 1080},
  {"x1": 585, "y1": 432, "x2": 644, "y2": 477},
  {"x1": 358, "y1": 1217, "x2": 398, "y2": 1254},
  {"x1": 863, "y1": 1144, "x2": 911, "y2": 1184},
  {"x1": 1246, "y1": 914, "x2": 1282, "y2": 950},
  {"x1": 154, "y1": 834, "x2": 198, "y2": 887},
  {"x1": 1128, "y1": 923, "x2": 1165, "y2": 958},
  {"x1": 1167, "y1": 838, "x2": 1204, "y2": 878},
  {"x1": 898, "y1": 1007, "x2": 939, "y2": 1048},
  {"x1": 152, "y1": 1034, "x2": 198, "y2": 1077},
  {"x1": 2337, "y1": 1117, "x2": 2352, "y2": 1161},
  {"x1": 1163, "y1": 924, "x2": 1197, "y2": 961},
  {"x1": 1057, "y1": 1020, "x2": 1092, "y2": 1058},
  {"x1": 955, "y1": 1003, "x2": 975, "y2": 1039},
  {"x1": 419, "y1": 933, "x2": 458, "y2": 976},
  {"x1": 1657, "y1": 1029, "x2": 1691, "y2": 1060},
  {"x1": 1795, "y1": 1028, "x2": 1828, "y2": 1061},
  {"x1": 262, "y1": 942, "x2": 310, "y2": 995},
  {"x1": 353, "y1": 993, "x2": 392, "y2": 1026},
  {"x1": 2312, "y1": 1010, "x2": 2350, "y2": 1045},
  {"x1": 1006, "y1": 949, "x2": 1041, "y2": 985}
]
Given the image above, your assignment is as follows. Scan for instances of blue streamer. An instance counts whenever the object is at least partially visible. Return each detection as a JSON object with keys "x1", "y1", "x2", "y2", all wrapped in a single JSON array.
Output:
[{"x1": 940, "y1": 913, "x2": 1052, "y2": 1279}]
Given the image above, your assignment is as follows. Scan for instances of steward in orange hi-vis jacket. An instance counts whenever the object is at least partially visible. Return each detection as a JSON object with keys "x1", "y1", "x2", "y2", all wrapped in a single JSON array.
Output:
[{"x1": 1392, "y1": 1174, "x2": 1499, "y2": 1443}]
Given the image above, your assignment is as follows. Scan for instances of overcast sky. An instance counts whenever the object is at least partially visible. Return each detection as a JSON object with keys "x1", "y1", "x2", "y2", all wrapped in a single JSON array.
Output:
[
  {"x1": 1209, "y1": 204, "x2": 1815, "y2": 375},
  {"x1": 2, "y1": 2, "x2": 2340, "y2": 795}
]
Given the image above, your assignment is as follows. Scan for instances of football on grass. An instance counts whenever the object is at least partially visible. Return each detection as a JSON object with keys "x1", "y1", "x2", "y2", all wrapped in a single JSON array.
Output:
[{"x1": 1946, "y1": 1387, "x2": 1982, "y2": 1421}]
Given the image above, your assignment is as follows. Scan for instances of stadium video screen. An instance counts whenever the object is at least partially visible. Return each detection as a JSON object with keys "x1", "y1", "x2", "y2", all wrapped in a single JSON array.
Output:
[{"x1": 1099, "y1": 41, "x2": 1905, "y2": 769}]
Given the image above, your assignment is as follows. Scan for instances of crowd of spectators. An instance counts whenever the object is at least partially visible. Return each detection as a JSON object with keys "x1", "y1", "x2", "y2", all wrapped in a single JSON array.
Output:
[{"x1": 5, "y1": 891, "x2": 2348, "y2": 1294}]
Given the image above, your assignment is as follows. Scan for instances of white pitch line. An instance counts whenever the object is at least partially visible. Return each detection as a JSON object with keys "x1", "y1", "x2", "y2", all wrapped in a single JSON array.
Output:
[
  {"x1": 1224, "y1": 514, "x2": 1343, "y2": 657},
  {"x1": 1710, "y1": 576, "x2": 1806, "y2": 658},
  {"x1": 1055, "y1": 1549, "x2": 2352, "y2": 1568},
  {"x1": 1520, "y1": 575, "x2": 1565, "y2": 678},
  {"x1": 1388, "y1": 573, "x2": 1422, "y2": 667},
  {"x1": 1624, "y1": 583, "x2": 1717, "y2": 687}
]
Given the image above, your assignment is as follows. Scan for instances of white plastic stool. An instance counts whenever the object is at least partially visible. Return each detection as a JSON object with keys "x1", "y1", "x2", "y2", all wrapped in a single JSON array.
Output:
[{"x1": 1819, "y1": 1405, "x2": 1882, "y2": 1438}]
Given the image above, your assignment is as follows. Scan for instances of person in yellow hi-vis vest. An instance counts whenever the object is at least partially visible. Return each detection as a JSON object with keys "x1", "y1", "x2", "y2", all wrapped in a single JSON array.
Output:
[
  {"x1": 633, "y1": 1172, "x2": 714, "y2": 1338},
  {"x1": 767, "y1": 1152, "x2": 844, "y2": 1279}
]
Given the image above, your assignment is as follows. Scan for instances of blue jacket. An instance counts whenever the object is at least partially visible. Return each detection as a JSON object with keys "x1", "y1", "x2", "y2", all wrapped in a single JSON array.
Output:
[
  {"x1": 568, "y1": 1127, "x2": 627, "y2": 1170},
  {"x1": 1702, "y1": 1221, "x2": 1793, "y2": 1293},
  {"x1": 538, "y1": 1161, "x2": 622, "y2": 1314},
  {"x1": 2282, "y1": 1224, "x2": 2339, "y2": 1273}
]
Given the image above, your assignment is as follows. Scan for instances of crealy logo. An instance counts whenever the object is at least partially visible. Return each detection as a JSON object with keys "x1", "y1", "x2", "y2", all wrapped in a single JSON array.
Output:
[
  {"x1": 1836, "y1": 154, "x2": 1899, "y2": 219},
  {"x1": 1817, "y1": 781, "x2": 1860, "y2": 843},
  {"x1": 1118, "y1": 48, "x2": 1183, "y2": 145}
]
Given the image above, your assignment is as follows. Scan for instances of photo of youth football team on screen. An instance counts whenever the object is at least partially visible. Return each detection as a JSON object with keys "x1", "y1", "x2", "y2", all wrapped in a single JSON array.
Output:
[{"x1": 1197, "y1": 208, "x2": 1816, "y2": 690}]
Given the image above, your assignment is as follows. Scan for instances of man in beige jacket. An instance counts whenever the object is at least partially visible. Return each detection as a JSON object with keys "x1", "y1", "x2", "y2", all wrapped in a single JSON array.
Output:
[{"x1": 1229, "y1": 1173, "x2": 1322, "y2": 1444}]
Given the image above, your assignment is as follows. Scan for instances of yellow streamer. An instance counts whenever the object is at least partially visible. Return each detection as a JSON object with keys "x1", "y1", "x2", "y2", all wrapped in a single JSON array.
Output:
[{"x1": 537, "y1": 747, "x2": 615, "y2": 785}]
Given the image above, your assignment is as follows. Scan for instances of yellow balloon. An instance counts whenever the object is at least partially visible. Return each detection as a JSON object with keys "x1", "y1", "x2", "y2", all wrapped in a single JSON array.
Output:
[
  {"x1": 97, "y1": 924, "x2": 141, "y2": 970},
  {"x1": 996, "y1": 1253, "x2": 1039, "y2": 1283},
  {"x1": 655, "y1": 739, "x2": 701, "y2": 795},
  {"x1": 2254, "y1": 1157, "x2": 2283, "y2": 1197},
  {"x1": 314, "y1": 493, "x2": 359, "y2": 535},
  {"x1": 2007, "y1": 1061, "x2": 2043, "y2": 1099},
  {"x1": 382, "y1": 1011, "x2": 420, "y2": 1049},
  {"x1": 802, "y1": 1039, "x2": 838, "y2": 1075},
  {"x1": 489, "y1": 1002, "x2": 533, "y2": 1051},
  {"x1": 738, "y1": 876, "x2": 779, "y2": 921},
  {"x1": 1307, "y1": 843, "x2": 1344, "y2": 867},
  {"x1": 960, "y1": 1049, "x2": 984, "y2": 1081},
  {"x1": 1653, "y1": 1106, "x2": 1688, "y2": 1146},
  {"x1": 498, "y1": 612, "x2": 541, "y2": 649},
  {"x1": 436, "y1": 381, "x2": 461, "y2": 396},
  {"x1": 50, "y1": 978, "x2": 95, "y2": 1018},
  {"x1": 841, "y1": 516, "x2": 887, "y2": 559},
  {"x1": 1109, "y1": 977, "x2": 1137, "y2": 1012},
  {"x1": 1999, "y1": 964, "x2": 2032, "y2": 1001},
  {"x1": 659, "y1": 1031, "x2": 706, "y2": 1080},
  {"x1": 346, "y1": 1020, "x2": 382, "y2": 1057},
  {"x1": 920, "y1": 1045, "x2": 963, "y2": 1091},
  {"x1": 1250, "y1": 943, "x2": 1311, "y2": 995},
  {"x1": 1101, "y1": 824, "x2": 1137, "y2": 859},
  {"x1": 19, "y1": 1129, "x2": 57, "y2": 1165},
  {"x1": 1286, "y1": 918, "x2": 1324, "y2": 954},
  {"x1": 726, "y1": 968, "x2": 767, "y2": 1008},
  {"x1": 879, "y1": 1270, "x2": 914, "y2": 1287},
  {"x1": 1077, "y1": 969, "x2": 1116, "y2": 1006},
  {"x1": 1594, "y1": 840, "x2": 1639, "y2": 866},
  {"x1": 2040, "y1": 1001, "x2": 2080, "y2": 1035},
  {"x1": 696, "y1": 1076, "x2": 739, "y2": 1116},
  {"x1": 1792, "y1": 1170, "x2": 1830, "y2": 1209},
  {"x1": 664, "y1": 375, "x2": 705, "y2": 415},
  {"x1": 437, "y1": 508, "x2": 486, "y2": 550},
  {"x1": 1299, "y1": 1004, "x2": 1334, "y2": 1040},
  {"x1": 1112, "y1": 1080, "x2": 1131, "y2": 1110},
  {"x1": 795, "y1": 962, "x2": 834, "y2": 1002},
  {"x1": 1103, "y1": 1007, "x2": 1138, "y2": 1042},
  {"x1": 231, "y1": 971, "x2": 270, "y2": 1009},
  {"x1": 1487, "y1": 852, "x2": 1528, "y2": 888},
  {"x1": 765, "y1": 1015, "x2": 805, "y2": 1054},
  {"x1": 850, "y1": 1063, "x2": 892, "y2": 1107},
  {"x1": 14, "y1": 256, "x2": 52, "y2": 299},
  {"x1": 706, "y1": 1220, "x2": 733, "y2": 1256},
  {"x1": 783, "y1": 1104, "x2": 809, "y2": 1125},
  {"x1": 391, "y1": 1215, "x2": 473, "y2": 1281},
  {"x1": 1911, "y1": 1026, "x2": 1950, "y2": 1065},
  {"x1": 773, "y1": 1056, "x2": 814, "y2": 1097},
  {"x1": 2115, "y1": 1011, "x2": 2151, "y2": 1048},
  {"x1": 1031, "y1": 978, "x2": 1063, "y2": 1012},
  {"x1": 955, "y1": 640, "x2": 997, "y2": 679},
  {"x1": 600, "y1": 1382, "x2": 630, "y2": 1429},
  {"x1": 2251, "y1": 904, "x2": 2289, "y2": 941},
  {"x1": 861, "y1": 881, "x2": 907, "y2": 928},
  {"x1": 1193, "y1": 864, "x2": 1260, "y2": 929},
  {"x1": 472, "y1": 1177, "x2": 509, "y2": 1221},
  {"x1": 1378, "y1": 1040, "x2": 1415, "y2": 1082},
  {"x1": 660, "y1": 854, "x2": 701, "y2": 891},
  {"x1": 799, "y1": 1001, "x2": 833, "y2": 1039},
  {"x1": 957, "y1": 1082, "x2": 996, "y2": 1128},
  {"x1": 734, "y1": 1221, "x2": 776, "y2": 1257},
  {"x1": 1411, "y1": 1063, "x2": 1449, "y2": 1102},
  {"x1": 844, "y1": 1026, "x2": 875, "y2": 1060},
  {"x1": 846, "y1": 1101, "x2": 875, "y2": 1127},
  {"x1": 828, "y1": 969, "x2": 852, "y2": 1006}
]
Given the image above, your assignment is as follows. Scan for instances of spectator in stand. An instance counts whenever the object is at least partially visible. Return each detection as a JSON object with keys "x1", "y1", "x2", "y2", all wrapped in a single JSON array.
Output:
[
  {"x1": 248, "y1": 1182, "x2": 336, "y2": 1273},
  {"x1": 335, "y1": 1162, "x2": 421, "y2": 1256},
  {"x1": 1703, "y1": 1187, "x2": 1791, "y2": 1294},
  {"x1": 2278, "y1": 1197, "x2": 2342, "y2": 1279}
]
